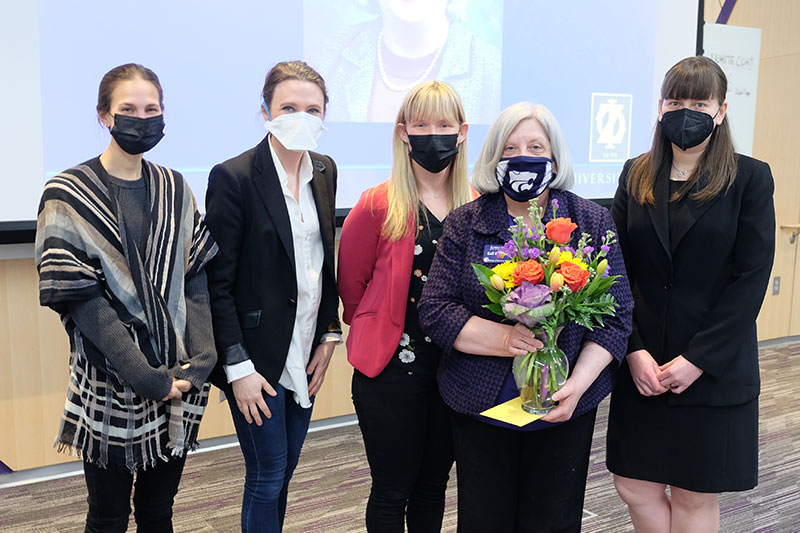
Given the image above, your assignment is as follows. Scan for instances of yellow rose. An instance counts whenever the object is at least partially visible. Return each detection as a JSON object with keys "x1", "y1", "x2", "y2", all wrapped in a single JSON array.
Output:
[
  {"x1": 550, "y1": 272, "x2": 565, "y2": 291},
  {"x1": 548, "y1": 247, "x2": 561, "y2": 265}
]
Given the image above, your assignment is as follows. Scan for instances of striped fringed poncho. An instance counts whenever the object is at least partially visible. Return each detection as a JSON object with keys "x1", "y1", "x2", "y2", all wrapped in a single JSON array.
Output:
[{"x1": 35, "y1": 157, "x2": 218, "y2": 472}]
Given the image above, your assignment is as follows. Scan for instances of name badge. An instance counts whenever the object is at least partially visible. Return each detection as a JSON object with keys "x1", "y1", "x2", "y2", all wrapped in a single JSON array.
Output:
[{"x1": 483, "y1": 244, "x2": 505, "y2": 264}]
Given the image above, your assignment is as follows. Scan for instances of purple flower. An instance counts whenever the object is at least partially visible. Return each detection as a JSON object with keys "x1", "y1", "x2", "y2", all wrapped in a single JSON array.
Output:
[
  {"x1": 552, "y1": 199, "x2": 559, "y2": 210},
  {"x1": 529, "y1": 248, "x2": 541, "y2": 260},
  {"x1": 564, "y1": 246, "x2": 575, "y2": 255},
  {"x1": 521, "y1": 246, "x2": 531, "y2": 259},
  {"x1": 601, "y1": 244, "x2": 610, "y2": 253},
  {"x1": 582, "y1": 246, "x2": 594, "y2": 255},
  {"x1": 498, "y1": 240, "x2": 517, "y2": 258},
  {"x1": 509, "y1": 282, "x2": 551, "y2": 307},
  {"x1": 502, "y1": 282, "x2": 554, "y2": 327}
]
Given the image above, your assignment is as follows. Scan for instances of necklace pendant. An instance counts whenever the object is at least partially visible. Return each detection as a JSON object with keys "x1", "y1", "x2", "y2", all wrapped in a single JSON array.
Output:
[{"x1": 677, "y1": 169, "x2": 685, "y2": 178}]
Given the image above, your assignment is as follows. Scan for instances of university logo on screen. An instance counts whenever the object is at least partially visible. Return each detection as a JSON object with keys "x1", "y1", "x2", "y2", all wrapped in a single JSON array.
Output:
[{"x1": 589, "y1": 93, "x2": 632, "y2": 163}]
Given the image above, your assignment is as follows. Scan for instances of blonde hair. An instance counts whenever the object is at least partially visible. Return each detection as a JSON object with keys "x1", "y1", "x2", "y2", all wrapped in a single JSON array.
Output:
[
  {"x1": 471, "y1": 102, "x2": 574, "y2": 194},
  {"x1": 381, "y1": 81, "x2": 472, "y2": 241}
]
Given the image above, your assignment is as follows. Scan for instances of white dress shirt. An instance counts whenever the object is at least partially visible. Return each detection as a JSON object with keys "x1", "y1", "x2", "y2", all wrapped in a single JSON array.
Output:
[{"x1": 224, "y1": 136, "x2": 338, "y2": 407}]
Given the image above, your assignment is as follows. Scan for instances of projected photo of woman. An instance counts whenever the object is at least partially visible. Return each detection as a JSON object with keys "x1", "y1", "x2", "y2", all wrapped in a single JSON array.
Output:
[{"x1": 305, "y1": 0, "x2": 501, "y2": 123}]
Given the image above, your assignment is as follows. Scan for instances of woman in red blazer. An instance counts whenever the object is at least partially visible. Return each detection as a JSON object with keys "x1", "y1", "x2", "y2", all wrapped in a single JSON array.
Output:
[{"x1": 338, "y1": 80, "x2": 471, "y2": 532}]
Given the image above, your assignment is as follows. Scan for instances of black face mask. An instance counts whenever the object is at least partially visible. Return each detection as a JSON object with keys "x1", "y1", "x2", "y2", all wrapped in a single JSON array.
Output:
[
  {"x1": 495, "y1": 156, "x2": 555, "y2": 202},
  {"x1": 110, "y1": 114, "x2": 165, "y2": 154},
  {"x1": 407, "y1": 134, "x2": 459, "y2": 173},
  {"x1": 660, "y1": 108, "x2": 717, "y2": 151}
]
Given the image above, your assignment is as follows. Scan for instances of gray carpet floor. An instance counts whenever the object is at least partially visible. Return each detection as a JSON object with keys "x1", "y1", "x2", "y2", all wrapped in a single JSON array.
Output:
[{"x1": 1, "y1": 340, "x2": 798, "y2": 532}]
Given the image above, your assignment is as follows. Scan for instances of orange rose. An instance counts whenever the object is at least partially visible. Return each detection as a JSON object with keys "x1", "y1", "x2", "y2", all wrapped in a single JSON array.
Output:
[
  {"x1": 559, "y1": 260, "x2": 590, "y2": 291},
  {"x1": 513, "y1": 260, "x2": 544, "y2": 286},
  {"x1": 545, "y1": 217, "x2": 578, "y2": 244}
]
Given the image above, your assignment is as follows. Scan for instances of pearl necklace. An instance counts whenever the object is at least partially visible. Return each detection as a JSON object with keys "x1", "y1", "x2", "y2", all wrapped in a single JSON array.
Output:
[{"x1": 377, "y1": 29, "x2": 445, "y2": 93}]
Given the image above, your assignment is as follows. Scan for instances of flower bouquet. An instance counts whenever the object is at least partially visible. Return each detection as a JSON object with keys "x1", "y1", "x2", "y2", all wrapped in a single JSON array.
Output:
[{"x1": 472, "y1": 199, "x2": 620, "y2": 414}]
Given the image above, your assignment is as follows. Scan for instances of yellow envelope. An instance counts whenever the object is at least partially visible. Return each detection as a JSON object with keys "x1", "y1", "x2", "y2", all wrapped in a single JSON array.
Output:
[{"x1": 479, "y1": 396, "x2": 545, "y2": 427}]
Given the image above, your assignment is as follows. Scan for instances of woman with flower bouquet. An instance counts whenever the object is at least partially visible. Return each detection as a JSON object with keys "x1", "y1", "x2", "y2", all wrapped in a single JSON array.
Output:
[
  {"x1": 338, "y1": 81, "x2": 472, "y2": 531},
  {"x1": 606, "y1": 57, "x2": 775, "y2": 533},
  {"x1": 472, "y1": 197, "x2": 623, "y2": 416},
  {"x1": 419, "y1": 102, "x2": 633, "y2": 532}
]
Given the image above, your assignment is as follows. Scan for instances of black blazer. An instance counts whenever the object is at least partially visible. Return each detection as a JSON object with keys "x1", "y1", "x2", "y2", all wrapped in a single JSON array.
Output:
[
  {"x1": 204, "y1": 136, "x2": 341, "y2": 393},
  {"x1": 611, "y1": 154, "x2": 775, "y2": 406}
]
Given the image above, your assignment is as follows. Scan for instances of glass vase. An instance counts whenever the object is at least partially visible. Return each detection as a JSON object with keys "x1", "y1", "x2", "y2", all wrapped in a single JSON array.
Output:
[{"x1": 512, "y1": 328, "x2": 569, "y2": 415}]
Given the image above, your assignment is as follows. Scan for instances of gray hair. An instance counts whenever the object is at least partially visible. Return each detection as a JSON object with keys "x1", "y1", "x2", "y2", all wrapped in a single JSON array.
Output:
[{"x1": 471, "y1": 102, "x2": 574, "y2": 194}]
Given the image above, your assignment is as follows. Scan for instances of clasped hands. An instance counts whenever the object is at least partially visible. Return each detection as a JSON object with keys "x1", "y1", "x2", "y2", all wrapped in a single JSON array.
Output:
[
  {"x1": 162, "y1": 363, "x2": 194, "y2": 401},
  {"x1": 627, "y1": 350, "x2": 703, "y2": 396}
]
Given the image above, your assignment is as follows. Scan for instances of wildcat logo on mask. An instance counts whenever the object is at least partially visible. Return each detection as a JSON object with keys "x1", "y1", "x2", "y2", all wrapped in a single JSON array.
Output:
[{"x1": 495, "y1": 156, "x2": 555, "y2": 202}]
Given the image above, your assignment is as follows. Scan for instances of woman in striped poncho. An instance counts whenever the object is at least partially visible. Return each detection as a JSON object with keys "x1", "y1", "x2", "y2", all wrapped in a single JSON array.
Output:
[{"x1": 35, "y1": 63, "x2": 218, "y2": 532}]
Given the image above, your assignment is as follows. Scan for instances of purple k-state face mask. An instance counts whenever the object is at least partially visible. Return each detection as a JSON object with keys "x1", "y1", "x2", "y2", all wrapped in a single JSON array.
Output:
[{"x1": 495, "y1": 156, "x2": 555, "y2": 202}]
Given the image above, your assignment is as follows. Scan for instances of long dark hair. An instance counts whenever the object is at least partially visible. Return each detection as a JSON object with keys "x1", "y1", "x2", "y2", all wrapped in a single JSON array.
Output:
[{"x1": 628, "y1": 56, "x2": 738, "y2": 205}]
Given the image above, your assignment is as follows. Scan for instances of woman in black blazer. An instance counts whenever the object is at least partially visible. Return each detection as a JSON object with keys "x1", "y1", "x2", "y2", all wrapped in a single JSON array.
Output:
[
  {"x1": 204, "y1": 61, "x2": 341, "y2": 533},
  {"x1": 606, "y1": 56, "x2": 775, "y2": 532}
]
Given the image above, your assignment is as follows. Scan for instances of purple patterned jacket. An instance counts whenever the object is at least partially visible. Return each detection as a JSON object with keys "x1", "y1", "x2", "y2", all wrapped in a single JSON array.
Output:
[{"x1": 419, "y1": 190, "x2": 634, "y2": 418}]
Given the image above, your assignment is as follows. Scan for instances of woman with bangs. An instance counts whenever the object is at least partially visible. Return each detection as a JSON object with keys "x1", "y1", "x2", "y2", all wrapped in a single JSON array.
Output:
[
  {"x1": 607, "y1": 56, "x2": 775, "y2": 532},
  {"x1": 338, "y1": 80, "x2": 470, "y2": 531}
]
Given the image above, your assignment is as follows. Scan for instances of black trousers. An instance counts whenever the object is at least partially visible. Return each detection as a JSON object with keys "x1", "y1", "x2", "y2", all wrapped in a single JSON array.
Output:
[
  {"x1": 352, "y1": 365, "x2": 455, "y2": 532},
  {"x1": 450, "y1": 407, "x2": 598, "y2": 533},
  {"x1": 82, "y1": 455, "x2": 186, "y2": 533}
]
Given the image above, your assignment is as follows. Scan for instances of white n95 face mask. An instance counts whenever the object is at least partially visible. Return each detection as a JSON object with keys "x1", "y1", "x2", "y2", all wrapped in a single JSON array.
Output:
[{"x1": 263, "y1": 111, "x2": 325, "y2": 152}]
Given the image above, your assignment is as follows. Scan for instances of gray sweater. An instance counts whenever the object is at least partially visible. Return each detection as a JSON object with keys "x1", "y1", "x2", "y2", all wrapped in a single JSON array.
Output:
[{"x1": 68, "y1": 173, "x2": 216, "y2": 401}]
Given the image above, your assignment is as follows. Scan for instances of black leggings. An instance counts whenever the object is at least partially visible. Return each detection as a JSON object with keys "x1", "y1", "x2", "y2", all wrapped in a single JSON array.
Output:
[
  {"x1": 352, "y1": 366, "x2": 454, "y2": 532},
  {"x1": 450, "y1": 407, "x2": 598, "y2": 533},
  {"x1": 82, "y1": 455, "x2": 186, "y2": 533}
]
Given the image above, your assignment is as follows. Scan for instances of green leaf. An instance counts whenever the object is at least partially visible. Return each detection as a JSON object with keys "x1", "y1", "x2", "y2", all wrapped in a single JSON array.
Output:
[
  {"x1": 472, "y1": 263, "x2": 505, "y2": 300},
  {"x1": 471, "y1": 262, "x2": 494, "y2": 287},
  {"x1": 485, "y1": 288, "x2": 501, "y2": 304},
  {"x1": 573, "y1": 313, "x2": 594, "y2": 330},
  {"x1": 483, "y1": 302, "x2": 504, "y2": 316},
  {"x1": 580, "y1": 271, "x2": 614, "y2": 298},
  {"x1": 586, "y1": 274, "x2": 620, "y2": 296}
]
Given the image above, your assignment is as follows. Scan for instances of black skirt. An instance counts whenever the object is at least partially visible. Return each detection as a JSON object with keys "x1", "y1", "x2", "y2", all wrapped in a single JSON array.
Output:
[{"x1": 606, "y1": 363, "x2": 758, "y2": 493}]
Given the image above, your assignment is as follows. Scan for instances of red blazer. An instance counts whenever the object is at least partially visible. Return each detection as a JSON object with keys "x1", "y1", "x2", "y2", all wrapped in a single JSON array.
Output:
[{"x1": 338, "y1": 182, "x2": 414, "y2": 377}]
